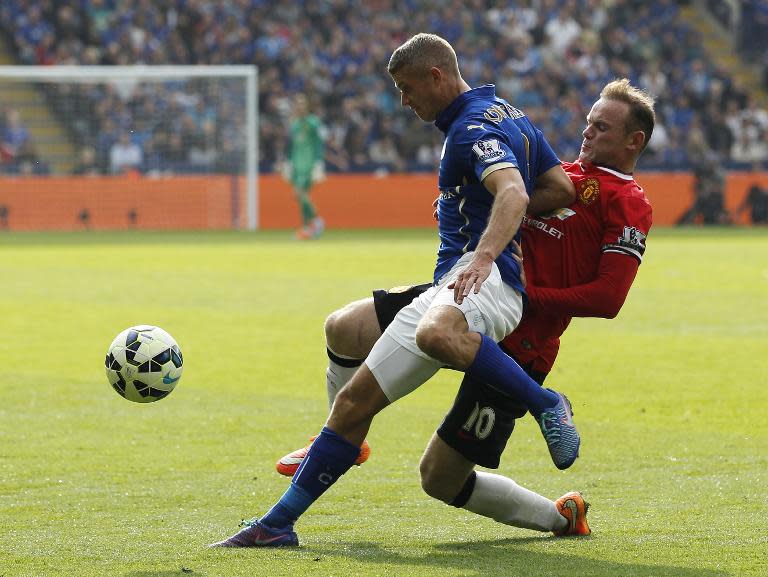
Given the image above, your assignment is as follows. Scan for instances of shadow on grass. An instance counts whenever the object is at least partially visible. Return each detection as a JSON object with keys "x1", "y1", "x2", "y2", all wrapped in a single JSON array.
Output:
[
  {"x1": 296, "y1": 537, "x2": 729, "y2": 577},
  {"x1": 124, "y1": 571, "x2": 196, "y2": 577}
]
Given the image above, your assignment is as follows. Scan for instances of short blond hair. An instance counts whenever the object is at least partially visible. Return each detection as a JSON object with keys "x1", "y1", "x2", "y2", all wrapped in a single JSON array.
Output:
[
  {"x1": 601, "y1": 78, "x2": 656, "y2": 151},
  {"x1": 387, "y1": 33, "x2": 460, "y2": 76}
]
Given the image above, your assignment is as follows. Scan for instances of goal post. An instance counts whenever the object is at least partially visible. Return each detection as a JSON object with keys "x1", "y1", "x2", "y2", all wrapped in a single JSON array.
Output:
[{"x1": 0, "y1": 65, "x2": 259, "y2": 230}]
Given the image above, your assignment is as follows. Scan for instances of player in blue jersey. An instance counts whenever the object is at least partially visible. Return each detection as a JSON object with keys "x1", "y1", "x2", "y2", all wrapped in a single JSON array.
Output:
[{"x1": 210, "y1": 32, "x2": 577, "y2": 548}]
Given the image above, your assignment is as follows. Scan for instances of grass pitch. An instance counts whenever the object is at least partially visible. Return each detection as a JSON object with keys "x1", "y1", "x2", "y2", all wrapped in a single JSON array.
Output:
[{"x1": 1, "y1": 227, "x2": 766, "y2": 577}]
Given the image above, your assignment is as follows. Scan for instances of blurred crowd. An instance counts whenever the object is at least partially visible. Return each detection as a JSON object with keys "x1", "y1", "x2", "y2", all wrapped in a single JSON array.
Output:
[{"x1": 0, "y1": 0, "x2": 767, "y2": 176}]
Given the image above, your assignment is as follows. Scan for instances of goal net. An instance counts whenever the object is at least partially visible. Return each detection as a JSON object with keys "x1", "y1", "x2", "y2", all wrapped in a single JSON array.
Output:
[{"x1": 0, "y1": 65, "x2": 258, "y2": 230}]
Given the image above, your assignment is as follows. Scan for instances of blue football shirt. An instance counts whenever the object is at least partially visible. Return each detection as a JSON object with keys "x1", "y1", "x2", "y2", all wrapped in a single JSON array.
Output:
[{"x1": 433, "y1": 85, "x2": 561, "y2": 293}]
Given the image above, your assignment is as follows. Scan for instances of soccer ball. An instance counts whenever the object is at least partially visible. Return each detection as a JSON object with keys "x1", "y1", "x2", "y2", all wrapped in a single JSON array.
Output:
[{"x1": 105, "y1": 325, "x2": 183, "y2": 403}]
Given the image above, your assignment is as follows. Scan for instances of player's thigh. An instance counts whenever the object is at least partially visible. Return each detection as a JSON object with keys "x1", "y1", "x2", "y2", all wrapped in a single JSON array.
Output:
[
  {"x1": 291, "y1": 170, "x2": 312, "y2": 193},
  {"x1": 419, "y1": 433, "x2": 476, "y2": 503},
  {"x1": 414, "y1": 304, "x2": 478, "y2": 368},
  {"x1": 366, "y1": 332, "x2": 441, "y2": 403},
  {"x1": 373, "y1": 283, "x2": 431, "y2": 332},
  {"x1": 428, "y1": 253, "x2": 523, "y2": 343},
  {"x1": 326, "y1": 284, "x2": 432, "y2": 358}
]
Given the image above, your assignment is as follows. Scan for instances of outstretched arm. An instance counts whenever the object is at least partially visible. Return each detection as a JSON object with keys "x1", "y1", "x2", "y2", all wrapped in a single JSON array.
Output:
[
  {"x1": 526, "y1": 252, "x2": 640, "y2": 318},
  {"x1": 528, "y1": 163, "x2": 576, "y2": 216}
]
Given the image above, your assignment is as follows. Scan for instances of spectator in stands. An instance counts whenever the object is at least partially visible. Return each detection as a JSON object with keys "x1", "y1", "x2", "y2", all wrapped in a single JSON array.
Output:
[
  {"x1": 543, "y1": 3, "x2": 581, "y2": 57},
  {"x1": 109, "y1": 131, "x2": 142, "y2": 174},
  {"x1": 731, "y1": 116, "x2": 768, "y2": 166},
  {"x1": 1, "y1": 0, "x2": 766, "y2": 179},
  {"x1": 704, "y1": 102, "x2": 734, "y2": 159},
  {"x1": 189, "y1": 119, "x2": 218, "y2": 171},
  {"x1": 35, "y1": 30, "x2": 56, "y2": 64},
  {"x1": 369, "y1": 136, "x2": 404, "y2": 175},
  {"x1": 72, "y1": 145, "x2": 100, "y2": 176},
  {"x1": 1, "y1": 108, "x2": 30, "y2": 165}
]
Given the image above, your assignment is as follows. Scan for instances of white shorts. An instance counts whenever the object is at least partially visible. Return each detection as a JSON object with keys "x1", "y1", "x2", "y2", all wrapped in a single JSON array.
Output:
[{"x1": 366, "y1": 252, "x2": 523, "y2": 402}]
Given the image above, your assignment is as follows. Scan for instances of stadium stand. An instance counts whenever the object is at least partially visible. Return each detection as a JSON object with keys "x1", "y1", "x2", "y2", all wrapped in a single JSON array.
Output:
[{"x1": 0, "y1": 0, "x2": 766, "y2": 176}]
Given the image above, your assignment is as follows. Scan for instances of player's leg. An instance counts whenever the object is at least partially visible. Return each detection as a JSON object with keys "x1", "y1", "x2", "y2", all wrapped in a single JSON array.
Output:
[
  {"x1": 325, "y1": 284, "x2": 432, "y2": 407},
  {"x1": 292, "y1": 172, "x2": 321, "y2": 239},
  {"x1": 212, "y1": 301, "x2": 442, "y2": 547},
  {"x1": 277, "y1": 285, "x2": 431, "y2": 476},
  {"x1": 420, "y1": 435, "x2": 571, "y2": 532},
  {"x1": 419, "y1": 374, "x2": 590, "y2": 536},
  {"x1": 413, "y1": 256, "x2": 579, "y2": 469},
  {"x1": 324, "y1": 297, "x2": 381, "y2": 408},
  {"x1": 276, "y1": 298, "x2": 377, "y2": 476},
  {"x1": 211, "y1": 364, "x2": 387, "y2": 548}
]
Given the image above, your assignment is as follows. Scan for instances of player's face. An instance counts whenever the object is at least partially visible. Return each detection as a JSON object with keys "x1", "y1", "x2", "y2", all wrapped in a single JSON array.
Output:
[
  {"x1": 391, "y1": 66, "x2": 442, "y2": 122},
  {"x1": 294, "y1": 95, "x2": 308, "y2": 116},
  {"x1": 579, "y1": 98, "x2": 633, "y2": 168}
]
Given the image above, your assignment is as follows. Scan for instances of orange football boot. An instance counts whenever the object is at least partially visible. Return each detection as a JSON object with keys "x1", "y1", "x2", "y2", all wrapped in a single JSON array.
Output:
[
  {"x1": 276, "y1": 436, "x2": 371, "y2": 477},
  {"x1": 553, "y1": 491, "x2": 591, "y2": 536}
]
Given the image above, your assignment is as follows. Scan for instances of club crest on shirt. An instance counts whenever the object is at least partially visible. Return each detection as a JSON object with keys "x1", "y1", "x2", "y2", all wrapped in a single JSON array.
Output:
[
  {"x1": 472, "y1": 139, "x2": 506, "y2": 163},
  {"x1": 578, "y1": 177, "x2": 600, "y2": 205}
]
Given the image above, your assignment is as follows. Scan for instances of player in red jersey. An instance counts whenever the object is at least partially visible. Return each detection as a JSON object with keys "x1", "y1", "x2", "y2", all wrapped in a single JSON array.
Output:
[
  {"x1": 278, "y1": 79, "x2": 655, "y2": 538},
  {"x1": 502, "y1": 158, "x2": 652, "y2": 377}
]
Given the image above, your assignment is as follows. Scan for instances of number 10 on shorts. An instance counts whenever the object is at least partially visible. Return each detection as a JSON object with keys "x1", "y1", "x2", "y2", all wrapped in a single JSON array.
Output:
[{"x1": 462, "y1": 403, "x2": 496, "y2": 440}]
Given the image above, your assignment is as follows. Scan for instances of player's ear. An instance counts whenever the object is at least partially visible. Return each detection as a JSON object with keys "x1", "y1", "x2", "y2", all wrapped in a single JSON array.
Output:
[{"x1": 627, "y1": 130, "x2": 645, "y2": 152}]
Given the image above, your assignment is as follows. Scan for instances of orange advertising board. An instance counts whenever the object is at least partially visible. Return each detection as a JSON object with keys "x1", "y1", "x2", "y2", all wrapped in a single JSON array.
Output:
[{"x1": 0, "y1": 171, "x2": 765, "y2": 231}]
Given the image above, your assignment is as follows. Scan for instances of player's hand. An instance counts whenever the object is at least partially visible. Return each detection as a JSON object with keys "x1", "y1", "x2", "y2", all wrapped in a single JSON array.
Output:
[
  {"x1": 432, "y1": 196, "x2": 439, "y2": 221},
  {"x1": 312, "y1": 161, "x2": 326, "y2": 183},
  {"x1": 280, "y1": 161, "x2": 291, "y2": 181},
  {"x1": 511, "y1": 240, "x2": 526, "y2": 289},
  {"x1": 447, "y1": 253, "x2": 493, "y2": 305}
]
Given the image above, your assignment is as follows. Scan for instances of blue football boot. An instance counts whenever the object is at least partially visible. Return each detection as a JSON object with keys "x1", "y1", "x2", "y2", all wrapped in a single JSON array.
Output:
[
  {"x1": 209, "y1": 518, "x2": 299, "y2": 548},
  {"x1": 538, "y1": 389, "x2": 580, "y2": 470}
]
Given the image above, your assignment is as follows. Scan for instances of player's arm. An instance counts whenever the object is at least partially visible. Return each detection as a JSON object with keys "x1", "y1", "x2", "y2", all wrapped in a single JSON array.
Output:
[
  {"x1": 313, "y1": 118, "x2": 325, "y2": 163},
  {"x1": 527, "y1": 163, "x2": 576, "y2": 216},
  {"x1": 450, "y1": 167, "x2": 528, "y2": 304},
  {"x1": 528, "y1": 188, "x2": 651, "y2": 318},
  {"x1": 527, "y1": 251, "x2": 639, "y2": 318}
]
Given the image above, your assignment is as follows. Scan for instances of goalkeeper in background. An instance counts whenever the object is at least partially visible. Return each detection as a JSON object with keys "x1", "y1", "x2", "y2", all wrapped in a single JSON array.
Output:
[{"x1": 285, "y1": 94, "x2": 326, "y2": 240}]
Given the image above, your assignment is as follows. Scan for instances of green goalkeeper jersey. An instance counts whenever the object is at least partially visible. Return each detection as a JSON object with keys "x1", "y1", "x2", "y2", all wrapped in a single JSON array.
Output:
[{"x1": 289, "y1": 114, "x2": 324, "y2": 175}]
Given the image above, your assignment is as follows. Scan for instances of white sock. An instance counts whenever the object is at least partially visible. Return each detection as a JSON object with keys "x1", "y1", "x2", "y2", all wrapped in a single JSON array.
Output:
[
  {"x1": 325, "y1": 348, "x2": 363, "y2": 411},
  {"x1": 463, "y1": 472, "x2": 567, "y2": 533}
]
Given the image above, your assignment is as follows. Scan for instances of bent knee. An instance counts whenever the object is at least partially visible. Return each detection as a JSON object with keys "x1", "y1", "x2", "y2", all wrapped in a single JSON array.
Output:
[
  {"x1": 325, "y1": 308, "x2": 362, "y2": 357},
  {"x1": 419, "y1": 458, "x2": 464, "y2": 503},
  {"x1": 415, "y1": 323, "x2": 449, "y2": 360},
  {"x1": 324, "y1": 309, "x2": 348, "y2": 349},
  {"x1": 325, "y1": 299, "x2": 378, "y2": 358}
]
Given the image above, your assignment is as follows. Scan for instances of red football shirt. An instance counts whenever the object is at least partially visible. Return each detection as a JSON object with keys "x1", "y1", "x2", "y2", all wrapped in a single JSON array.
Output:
[{"x1": 501, "y1": 161, "x2": 653, "y2": 374}]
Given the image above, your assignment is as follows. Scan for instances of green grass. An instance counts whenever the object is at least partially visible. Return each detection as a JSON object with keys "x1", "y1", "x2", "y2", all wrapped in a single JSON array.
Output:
[{"x1": 1, "y1": 227, "x2": 766, "y2": 577}]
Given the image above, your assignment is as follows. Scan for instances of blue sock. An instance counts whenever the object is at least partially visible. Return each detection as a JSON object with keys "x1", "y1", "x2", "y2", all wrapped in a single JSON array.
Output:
[
  {"x1": 466, "y1": 334, "x2": 559, "y2": 417},
  {"x1": 260, "y1": 426, "x2": 361, "y2": 530}
]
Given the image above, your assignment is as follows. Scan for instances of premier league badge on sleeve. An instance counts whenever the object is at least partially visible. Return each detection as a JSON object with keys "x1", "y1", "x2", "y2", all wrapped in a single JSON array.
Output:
[
  {"x1": 472, "y1": 139, "x2": 506, "y2": 163},
  {"x1": 619, "y1": 226, "x2": 647, "y2": 253}
]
